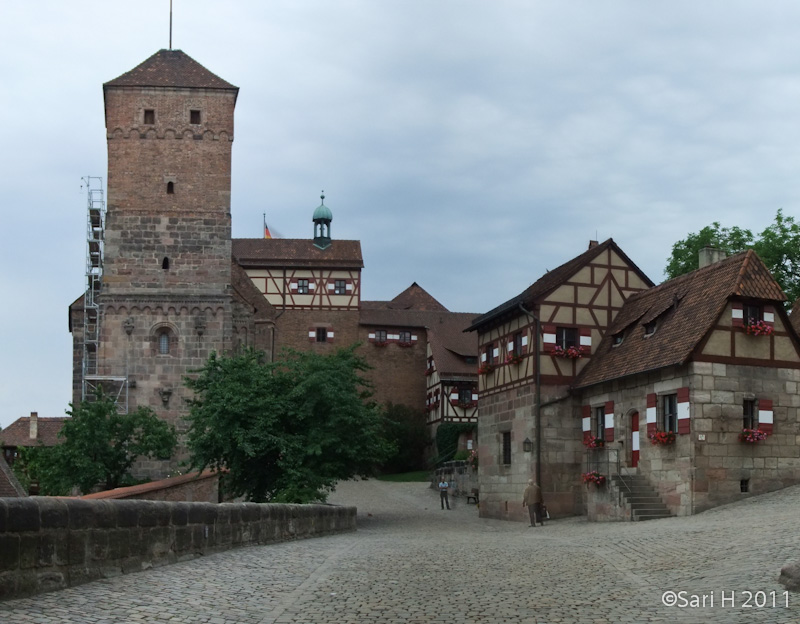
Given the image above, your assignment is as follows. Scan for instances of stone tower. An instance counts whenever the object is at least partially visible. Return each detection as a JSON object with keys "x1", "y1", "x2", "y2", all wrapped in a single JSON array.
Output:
[{"x1": 93, "y1": 50, "x2": 238, "y2": 476}]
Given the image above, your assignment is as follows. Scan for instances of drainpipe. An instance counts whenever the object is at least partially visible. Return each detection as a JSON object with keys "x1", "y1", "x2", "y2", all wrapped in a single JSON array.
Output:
[
  {"x1": 271, "y1": 267, "x2": 288, "y2": 362},
  {"x1": 518, "y1": 303, "x2": 541, "y2": 485}
]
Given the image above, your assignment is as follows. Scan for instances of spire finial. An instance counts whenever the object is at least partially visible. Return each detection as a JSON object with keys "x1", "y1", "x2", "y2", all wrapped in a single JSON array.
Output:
[{"x1": 320, "y1": 190, "x2": 325, "y2": 203}]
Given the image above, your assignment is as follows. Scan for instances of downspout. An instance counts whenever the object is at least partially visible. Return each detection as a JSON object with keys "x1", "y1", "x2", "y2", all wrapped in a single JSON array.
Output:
[
  {"x1": 519, "y1": 303, "x2": 541, "y2": 485},
  {"x1": 270, "y1": 267, "x2": 287, "y2": 362}
]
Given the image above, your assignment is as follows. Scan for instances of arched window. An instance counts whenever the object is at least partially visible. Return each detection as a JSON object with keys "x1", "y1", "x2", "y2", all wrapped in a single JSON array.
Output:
[
  {"x1": 162, "y1": 257, "x2": 170, "y2": 270},
  {"x1": 159, "y1": 332, "x2": 170, "y2": 355},
  {"x1": 153, "y1": 325, "x2": 177, "y2": 357},
  {"x1": 167, "y1": 181, "x2": 174, "y2": 194}
]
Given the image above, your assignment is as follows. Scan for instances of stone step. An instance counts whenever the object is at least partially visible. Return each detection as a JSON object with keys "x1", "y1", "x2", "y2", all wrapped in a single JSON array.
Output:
[{"x1": 610, "y1": 474, "x2": 673, "y2": 521}]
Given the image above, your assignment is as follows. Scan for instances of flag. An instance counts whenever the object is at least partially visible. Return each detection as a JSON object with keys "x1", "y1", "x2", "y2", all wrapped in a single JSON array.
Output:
[{"x1": 263, "y1": 214, "x2": 272, "y2": 239}]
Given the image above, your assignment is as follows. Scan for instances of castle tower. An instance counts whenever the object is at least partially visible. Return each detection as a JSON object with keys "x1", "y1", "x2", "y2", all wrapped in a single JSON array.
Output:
[{"x1": 81, "y1": 50, "x2": 239, "y2": 476}]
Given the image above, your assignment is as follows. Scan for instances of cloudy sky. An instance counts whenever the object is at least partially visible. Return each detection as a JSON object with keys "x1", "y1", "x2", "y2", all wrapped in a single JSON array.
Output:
[{"x1": 3, "y1": 1, "x2": 800, "y2": 427}]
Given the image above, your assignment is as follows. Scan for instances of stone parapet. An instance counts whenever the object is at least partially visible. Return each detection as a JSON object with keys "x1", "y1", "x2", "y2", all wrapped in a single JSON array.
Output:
[{"x1": 0, "y1": 497, "x2": 356, "y2": 600}]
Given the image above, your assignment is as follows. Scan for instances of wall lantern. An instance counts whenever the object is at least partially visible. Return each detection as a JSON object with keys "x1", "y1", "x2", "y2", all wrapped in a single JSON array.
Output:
[{"x1": 523, "y1": 437, "x2": 533, "y2": 453}]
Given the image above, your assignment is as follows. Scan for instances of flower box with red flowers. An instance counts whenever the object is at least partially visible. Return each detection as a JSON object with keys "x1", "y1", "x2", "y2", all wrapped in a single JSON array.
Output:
[
  {"x1": 745, "y1": 320, "x2": 774, "y2": 336},
  {"x1": 583, "y1": 435, "x2": 605, "y2": 449},
  {"x1": 397, "y1": 340, "x2": 414, "y2": 348},
  {"x1": 505, "y1": 353, "x2": 524, "y2": 365},
  {"x1": 739, "y1": 428, "x2": 768, "y2": 443},
  {"x1": 582, "y1": 470, "x2": 606, "y2": 486},
  {"x1": 478, "y1": 363, "x2": 495, "y2": 375},
  {"x1": 648, "y1": 431, "x2": 676, "y2": 445},
  {"x1": 552, "y1": 345, "x2": 583, "y2": 359},
  {"x1": 374, "y1": 340, "x2": 388, "y2": 347}
]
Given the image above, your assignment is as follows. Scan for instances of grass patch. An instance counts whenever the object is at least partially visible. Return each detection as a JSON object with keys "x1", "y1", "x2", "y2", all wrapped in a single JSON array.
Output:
[{"x1": 376, "y1": 470, "x2": 431, "y2": 482}]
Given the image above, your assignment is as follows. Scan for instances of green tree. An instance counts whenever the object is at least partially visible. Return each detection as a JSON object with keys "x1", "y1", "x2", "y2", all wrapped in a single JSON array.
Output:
[
  {"x1": 381, "y1": 403, "x2": 430, "y2": 474},
  {"x1": 665, "y1": 210, "x2": 800, "y2": 303},
  {"x1": 22, "y1": 392, "x2": 177, "y2": 495},
  {"x1": 184, "y1": 346, "x2": 394, "y2": 503}
]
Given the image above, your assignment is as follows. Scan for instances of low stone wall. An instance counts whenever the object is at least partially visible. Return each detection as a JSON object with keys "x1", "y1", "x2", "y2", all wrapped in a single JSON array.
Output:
[
  {"x1": 434, "y1": 460, "x2": 478, "y2": 498},
  {"x1": 0, "y1": 497, "x2": 356, "y2": 600},
  {"x1": 81, "y1": 470, "x2": 221, "y2": 503}
]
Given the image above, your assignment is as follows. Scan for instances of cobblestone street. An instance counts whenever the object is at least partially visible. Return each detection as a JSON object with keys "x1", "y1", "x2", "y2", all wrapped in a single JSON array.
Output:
[{"x1": 2, "y1": 480, "x2": 800, "y2": 623}]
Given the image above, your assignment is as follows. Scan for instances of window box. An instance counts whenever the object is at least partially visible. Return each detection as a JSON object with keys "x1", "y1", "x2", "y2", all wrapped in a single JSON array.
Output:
[
  {"x1": 505, "y1": 353, "x2": 524, "y2": 365},
  {"x1": 648, "y1": 431, "x2": 676, "y2": 446},
  {"x1": 739, "y1": 428, "x2": 768, "y2": 443},
  {"x1": 745, "y1": 320, "x2": 774, "y2": 336},
  {"x1": 397, "y1": 341, "x2": 414, "y2": 348},
  {"x1": 478, "y1": 363, "x2": 495, "y2": 375},
  {"x1": 582, "y1": 470, "x2": 606, "y2": 486},
  {"x1": 553, "y1": 345, "x2": 583, "y2": 359},
  {"x1": 583, "y1": 435, "x2": 604, "y2": 449}
]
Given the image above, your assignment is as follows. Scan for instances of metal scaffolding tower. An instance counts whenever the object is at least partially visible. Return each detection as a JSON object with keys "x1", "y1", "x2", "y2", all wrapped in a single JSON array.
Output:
[{"x1": 80, "y1": 177, "x2": 127, "y2": 412}]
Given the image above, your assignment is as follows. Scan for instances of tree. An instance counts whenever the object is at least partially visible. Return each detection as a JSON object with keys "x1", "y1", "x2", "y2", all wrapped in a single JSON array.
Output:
[
  {"x1": 22, "y1": 392, "x2": 177, "y2": 495},
  {"x1": 184, "y1": 346, "x2": 394, "y2": 503},
  {"x1": 381, "y1": 403, "x2": 430, "y2": 474},
  {"x1": 665, "y1": 210, "x2": 800, "y2": 303}
]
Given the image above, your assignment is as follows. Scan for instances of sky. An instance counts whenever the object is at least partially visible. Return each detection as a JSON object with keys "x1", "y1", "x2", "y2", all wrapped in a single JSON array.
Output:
[{"x1": 3, "y1": 1, "x2": 800, "y2": 428}]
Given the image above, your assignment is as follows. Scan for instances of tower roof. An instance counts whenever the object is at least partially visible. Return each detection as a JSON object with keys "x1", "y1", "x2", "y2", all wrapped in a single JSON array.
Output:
[
  {"x1": 313, "y1": 195, "x2": 333, "y2": 222},
  {"x1": 104, "y1": 49, "x2": 238, "y2": 91}
]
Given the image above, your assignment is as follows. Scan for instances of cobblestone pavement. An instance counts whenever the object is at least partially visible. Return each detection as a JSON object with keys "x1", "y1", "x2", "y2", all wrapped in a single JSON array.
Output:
[{"x1": 3, "y1": 480, "x2": 800, "y2": 623}]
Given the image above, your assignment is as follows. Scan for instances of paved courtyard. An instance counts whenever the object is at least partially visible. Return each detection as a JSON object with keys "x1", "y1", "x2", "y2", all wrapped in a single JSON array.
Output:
[{"x1": 2, "y1": 479, "x2": 800, "y2": 623}]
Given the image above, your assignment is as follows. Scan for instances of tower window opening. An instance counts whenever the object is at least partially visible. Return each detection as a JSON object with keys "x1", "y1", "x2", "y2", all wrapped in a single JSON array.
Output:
[
  {"x1": 144, "y1": 109, "x2": 155, "y2": 124},
  {"x1": 162, "y1": 257, "x2": 170, "y2": 270},
  {"x1": 190, "y1": 110, "x2": 201, "y2": 124},
  {"x1": 167, "y1": 181, "x2": 174, "y2": 194}
]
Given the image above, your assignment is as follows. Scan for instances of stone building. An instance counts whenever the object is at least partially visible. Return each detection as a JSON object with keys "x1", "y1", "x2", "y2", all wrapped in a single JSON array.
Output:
[
  {"x1": 469, "y1": 241, "x2": 800, "y2": 522},
  {"x1": 69, "y1": 49, "x2": 475, "y2": 479}
]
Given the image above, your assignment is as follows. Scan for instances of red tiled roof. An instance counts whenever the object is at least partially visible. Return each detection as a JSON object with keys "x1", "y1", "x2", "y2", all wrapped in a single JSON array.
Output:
[
  {"x1": 232, "y1": 239, "x2": 363, "y2": 269},
  {"x1": 0, "y1": 456, "x2": 26, "y2": 497},
  {"x1": 0, "y1": 417, "x2": 68, "y2": 448},
  {"x1": 385, "y1": 283, "x2": 448, "y2": 311},
  {"x1": 574, "y1": 250, "x2": 788, "y2": 389},
  {"x1": 104, "y1": 49, "x2": 237, "y2": 90},
  {"x1": 467, "y1": 239, "x2": 653, "y2": 332},
  {"x1": 427, "y1": 314, "x2": 479, "y2": 379}
]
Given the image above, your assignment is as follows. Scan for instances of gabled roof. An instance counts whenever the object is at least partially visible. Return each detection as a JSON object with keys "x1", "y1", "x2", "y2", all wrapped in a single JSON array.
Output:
[
  {"x1": 384, "y1": 282, "x2": 448, "y2": 311},
  {"x1": 574, "y1": 250, "x2": 788, "y2": 389},
  {"x1": 466, "y1": 239, "x2": 653, "y2": 332},
  {"x1": 427, "y1": 314, "x2": 479, "y2": 379},
  {"x1": 231, "y1": 261, "x2": 276, "y2": 321},
  {"x1": 0, "y1": 455, "x2": 26, "y2": 497},
  {"x1": 232, "y1": 238, "x2": 363, "y2": 269},
  {"x1": 1, "y1": 417, "x2": 68, "y2": 448},
  {"x1": 104, "y1": 49, "x2": 237, "y2": 91}
]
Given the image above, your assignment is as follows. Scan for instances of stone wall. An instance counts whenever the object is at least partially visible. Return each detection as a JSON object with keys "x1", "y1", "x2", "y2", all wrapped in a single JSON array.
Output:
[
  {"x1": 0, "y1": 497, "x2": 355, "y2": 601},
  {"x1": 81, "y1": 471, "x2": 220, "y2": 503},
  {"x1": 434, "y1": 461, "x2": 478, "y2": 499}
]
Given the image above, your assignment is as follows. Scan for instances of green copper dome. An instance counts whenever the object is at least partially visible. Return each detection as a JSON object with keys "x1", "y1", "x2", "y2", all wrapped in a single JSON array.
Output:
[{"x1": 313, "y1": 193, "x2": 332, "y2": 222}]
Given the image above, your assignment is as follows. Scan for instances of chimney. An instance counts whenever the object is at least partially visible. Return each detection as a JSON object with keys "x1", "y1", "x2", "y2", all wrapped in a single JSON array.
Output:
[
  {"x1": 698, "y1": 247, "x2": 727, "y2": 269},
  {"x1": 29, "y1": 411, "x2": 38, "y2": 440},
  {"x1": 588, "y1": 240, "x2": 599, "y2": 249}
]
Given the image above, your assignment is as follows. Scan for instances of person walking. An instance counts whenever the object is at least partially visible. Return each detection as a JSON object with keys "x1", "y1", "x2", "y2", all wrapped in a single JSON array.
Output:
[
  {"x1": 522, "y1": 479, "x2": 544, "y2": 527},
  {"x1": 439, "y1": 478, "x2": 451, "y2": 510}
]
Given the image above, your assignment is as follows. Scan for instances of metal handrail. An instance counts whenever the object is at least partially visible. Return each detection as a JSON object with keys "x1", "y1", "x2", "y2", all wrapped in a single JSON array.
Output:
[{"x1": 583, "y1": 446, "x2": 634, "y2": 517}]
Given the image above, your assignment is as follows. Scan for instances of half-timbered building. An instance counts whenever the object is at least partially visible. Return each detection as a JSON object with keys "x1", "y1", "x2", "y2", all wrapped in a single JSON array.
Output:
[{"x1": 466, "y1": 239, "x2": 653, "y2": 520}]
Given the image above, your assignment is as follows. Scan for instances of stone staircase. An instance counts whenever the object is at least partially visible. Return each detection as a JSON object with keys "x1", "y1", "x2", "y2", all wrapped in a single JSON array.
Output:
[{"x1": 611, "y1": 473, "x2": 672, "y2": 521}]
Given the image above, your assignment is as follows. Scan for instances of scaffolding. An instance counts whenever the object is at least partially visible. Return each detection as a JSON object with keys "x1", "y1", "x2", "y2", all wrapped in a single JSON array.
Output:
[{"x1": 80, "y1": 176, "x2": 128, "y2": 413}]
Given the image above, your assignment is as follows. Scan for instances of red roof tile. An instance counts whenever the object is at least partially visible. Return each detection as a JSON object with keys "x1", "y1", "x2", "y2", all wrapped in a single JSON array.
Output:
[
  {"x1": 385, "y1": 283, "x2": 448, "y2": 311},
  {"x1": 0, "y1": 417, "x2": 68, "y2": 448},
  {"x1": 0, "y1": 456, "x2": 26, "y2": 497},
  {"x1": 232, "y1": 238, "x2": 363, "y2": 269},
  {"x1": 575, "y1": 250, "x2": 788, "y2": 389},
  {"x1": 104, "y1": 49, "x2": 237, "y2": 90}
]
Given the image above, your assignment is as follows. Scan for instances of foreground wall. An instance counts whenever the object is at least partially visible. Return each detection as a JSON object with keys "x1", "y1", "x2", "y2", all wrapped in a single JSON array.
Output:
[{"x1": 0, "y1": 497, "x2": 356, "y2": 600}]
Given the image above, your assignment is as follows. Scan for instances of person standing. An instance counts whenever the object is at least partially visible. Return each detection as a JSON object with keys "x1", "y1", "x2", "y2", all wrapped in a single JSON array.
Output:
[
  {"x1": 438, "y1": 478, "x2": 451, "y2": 510},
  {"x1": 522, "y1": 479, "x2": 544, "y2": 527}
]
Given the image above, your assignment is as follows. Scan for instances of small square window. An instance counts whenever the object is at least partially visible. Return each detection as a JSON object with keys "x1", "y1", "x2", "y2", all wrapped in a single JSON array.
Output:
[
  {"x1": 297, "y1": 279, "x2": 309, "y2": 294},
  {"x1": 316, "y1": 327, "x2": 328, "y2": 342},
  {"x1": 144, "y1": 109, "x2": 155, "y2": 125},
  {"x1": 334, "y1": 279, "x2": 346, "y2": 295},
  {"x1": 556, "y1": 327, "x2": 578, "y2": 349},
  {"x1": 190, "y1": 110, "x2": 201, "y2": 124},
  {"x1": 744, "y1": 304, "x2": 762, "y2": 325},
  {"x1": 375, "y1": 329, "x2": 387, "y2": 343},
  {"x1": 399, "y1": 330, "x2": 412, "y2": 343}
]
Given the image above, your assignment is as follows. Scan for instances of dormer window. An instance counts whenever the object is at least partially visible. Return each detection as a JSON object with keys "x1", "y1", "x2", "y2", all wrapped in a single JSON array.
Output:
[
  {"x1": 144, "y1": 109, "x2": 155, "y2": 124},
  {"x1": 644, "y1": 321, "x2": 657, "y2": 337},
  {"x1": 744, "y1": 304, "x2": 762, "y2": 325},
  {"x1": 612, "y1": 332, "x2": 624, "y2": 347}
]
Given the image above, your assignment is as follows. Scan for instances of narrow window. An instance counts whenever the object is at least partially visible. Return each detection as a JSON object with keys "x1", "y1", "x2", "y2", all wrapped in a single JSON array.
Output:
[
  {"x1": 190, "y1": 110, "x2": 201, "y2": 124},
  {"x1": 513, "y1": 332, "x2": 523, "y2": 356},
  {"x1": 743, "y1": 399, "x2": 757, "y2": 429},
  {"x1": 502, "y1": 432, "x2": 512, "y2": 465},
  {"x1": 485, "y1": 343, "x2": 496, "y2": 364},
  {"x1": 662, "y1": 394, "x2": 677, "y2": 433},
  {"x1": 162, "y1": 257, "x2": 170, "y2": 270},
  {"x1": 158, "y1": 331, "x2": 170, "y2": 355},
  {"x1": 594, "y1": 405, "x2": 605, "y2": 440},
  {"x1": 144, "y1": 109, "x2": 155, "y2": 124},
  {"x1": 167, "y1": 181, "x2": 174, "y2": 195},
  {"x1": 297, "y1": 279, "x2": 309, "y2": 294},
  {"x1": 740, "y1": 479, "x2": 750, "y2": 493},
  {"x1": 556, "y1": 327, "x2": 578, "y2": 349},
  {"x1": 316, "y1": 327, "x2": 327, "y2": 343},
  {"x1": 334, "y1": 279, "x2": 346, "y2": 294}
]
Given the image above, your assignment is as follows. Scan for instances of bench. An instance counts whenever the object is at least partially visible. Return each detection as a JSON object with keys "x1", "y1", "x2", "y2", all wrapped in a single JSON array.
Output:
[{"x1": 466, "y1": 488, "x2": 479, "y2": 504}]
